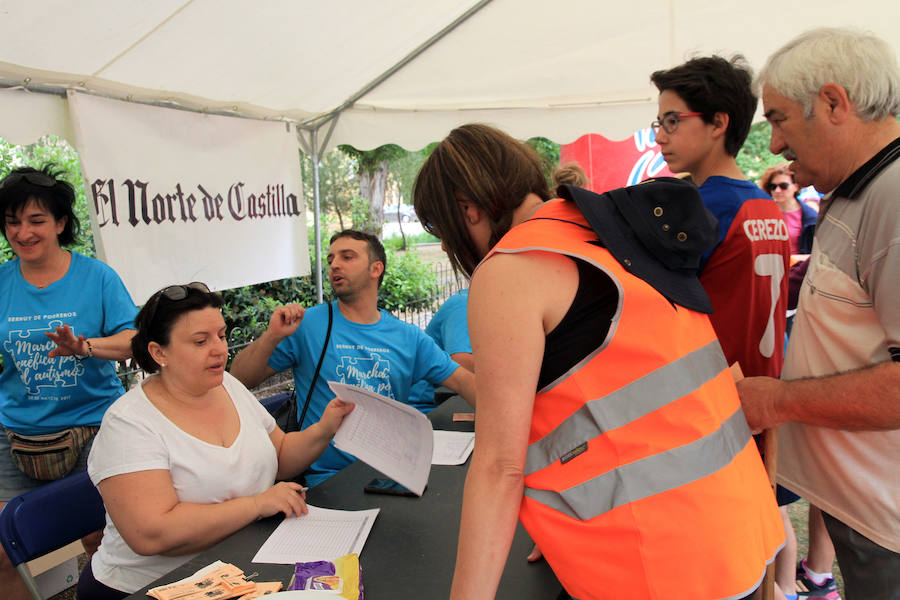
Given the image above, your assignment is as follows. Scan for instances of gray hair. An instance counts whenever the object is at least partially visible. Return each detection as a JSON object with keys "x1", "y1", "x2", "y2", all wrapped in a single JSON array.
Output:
[{"x1": 756, "y1": 27, "x2": 900, "y2": 121}]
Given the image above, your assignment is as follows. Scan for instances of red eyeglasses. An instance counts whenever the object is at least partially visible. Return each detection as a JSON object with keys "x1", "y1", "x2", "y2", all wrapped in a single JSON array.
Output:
[{"x1": 651, "y1": 111, "x2": 703, "y2": 134}]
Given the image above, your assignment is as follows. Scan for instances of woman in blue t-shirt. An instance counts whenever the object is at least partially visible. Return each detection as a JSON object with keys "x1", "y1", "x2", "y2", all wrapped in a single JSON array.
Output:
[{"x1": 0, "y1": 165, "x2": 138, "y2": 600}]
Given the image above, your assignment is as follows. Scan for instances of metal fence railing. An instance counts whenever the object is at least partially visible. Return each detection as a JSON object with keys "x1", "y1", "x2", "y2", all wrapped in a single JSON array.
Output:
[{"x1": 390, "y1": 261, "x2": 465, "y2": 330}]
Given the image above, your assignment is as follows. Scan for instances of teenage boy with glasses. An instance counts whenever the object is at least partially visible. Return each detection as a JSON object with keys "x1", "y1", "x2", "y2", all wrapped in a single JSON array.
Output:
[
  {"x1": 651, "y1": 57, "x2": 797, "y2": 599},
  {"x1": 650, "y1": 55, "x2": 791, "y2": 382}
]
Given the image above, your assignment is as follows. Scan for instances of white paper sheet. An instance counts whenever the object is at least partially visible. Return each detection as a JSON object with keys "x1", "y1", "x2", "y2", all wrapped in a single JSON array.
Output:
[
  {"x1": 431, "y1": 430, "x2": 475, "y2": 465},
  {"x1": 251, "y1": 505, "x2": 380, "y2": 564},
  {"x1": 329, "y1": 381, "x2": 433, "y2": 496}
]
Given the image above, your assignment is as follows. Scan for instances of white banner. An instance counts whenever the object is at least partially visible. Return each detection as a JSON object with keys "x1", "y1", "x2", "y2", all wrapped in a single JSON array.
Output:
[{"x1": 67, "y1": 91, "x2": 308, "y2": 305}]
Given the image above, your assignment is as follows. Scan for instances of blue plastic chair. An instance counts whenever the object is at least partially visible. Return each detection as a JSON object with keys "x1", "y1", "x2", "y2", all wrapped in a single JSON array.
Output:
[
  {"x1": 0, "y1": 471, "x2": 106, "y2": 600},
  {"x1": 260, "y1": 390, "x2": 292, "y2": 416}
]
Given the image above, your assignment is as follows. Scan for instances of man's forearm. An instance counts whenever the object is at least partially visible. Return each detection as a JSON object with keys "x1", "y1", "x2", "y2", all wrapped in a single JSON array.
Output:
[
  {"x1": 778, "y1": 361, "x2": 900, "y2": 430},
  {"x1": 230, "y1": 331, "x2": 281, "y2": 388}
]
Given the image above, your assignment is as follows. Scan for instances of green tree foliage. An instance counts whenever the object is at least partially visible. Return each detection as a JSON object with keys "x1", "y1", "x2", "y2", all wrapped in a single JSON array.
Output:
[
  {"x1": 386, "y1": 142, "x2": 437, "y2": 250},
  {"x1": 300, "y1": 148, "x2": 360, "y2": 231},
  {"x1": 382, "y1": 231, "x2": 439, "y2": 252},
  {"x1": 737, "y1": 122, "x2": 782, "y2": 183},
  {"x1": 379, "y1": 248, "x2": 438, "y2": 313},
  {"x1": 338, "y1": 144, "x2": 408, "y2": 236},
  {"x1": 526, "y1": 136, "x2": 561, "y2": 186},
  {"x1": 389, "y1": 142, "x2": 437, "y2": 205}
]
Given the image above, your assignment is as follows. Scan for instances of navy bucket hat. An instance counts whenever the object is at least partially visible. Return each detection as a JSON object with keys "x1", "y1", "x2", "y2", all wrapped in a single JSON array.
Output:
[{"x1": 557, "y1": 177, "x2": 719, "y2": 313}]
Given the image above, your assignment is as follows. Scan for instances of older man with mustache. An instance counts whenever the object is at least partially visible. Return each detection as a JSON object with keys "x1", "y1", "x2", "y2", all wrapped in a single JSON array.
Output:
[{"x1": 739, "y1": 27, "x2": 900, "y2": 600}]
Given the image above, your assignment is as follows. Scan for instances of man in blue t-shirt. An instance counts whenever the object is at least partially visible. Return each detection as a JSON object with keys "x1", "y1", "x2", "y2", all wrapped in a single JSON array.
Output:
[
  {"x1": 407, "y1": 289, "x2": 473, "y2": 413},
  {"x1": 231, "y1": 230, "x2": 476, "y2": 486}
]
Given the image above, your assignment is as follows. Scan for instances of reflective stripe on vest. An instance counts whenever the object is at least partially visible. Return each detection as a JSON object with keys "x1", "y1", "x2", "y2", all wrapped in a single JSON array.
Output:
[
  {"x1": 524, "y1": 406, "x2": 751, "y2": 520},
  {"x1": 524, "y1": 339, "x2": 728, "y2": 476}
]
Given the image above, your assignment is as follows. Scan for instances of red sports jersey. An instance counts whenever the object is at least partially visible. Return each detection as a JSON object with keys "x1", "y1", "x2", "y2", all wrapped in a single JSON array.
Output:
[{"x1": 700, "y1": 198, "x2": 790, "y2": 378}]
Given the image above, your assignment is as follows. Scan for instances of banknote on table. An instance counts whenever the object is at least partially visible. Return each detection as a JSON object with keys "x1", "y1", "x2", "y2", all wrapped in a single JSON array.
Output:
[
  {"x1": 170, "y1": 581, "x2": 256, "y2": 600},
  {"x1": 147, "y1": 562, "x2": 284, "y2": 600},
  {"x1": 172, "y1": 586, "x2": 233, "y2": 600},
  {"x1": 219, "y1": 576, "x2": 257, "y2": 596},
  {"x1": 148, "y1": 564, "x2": 245, "y2": 600}
]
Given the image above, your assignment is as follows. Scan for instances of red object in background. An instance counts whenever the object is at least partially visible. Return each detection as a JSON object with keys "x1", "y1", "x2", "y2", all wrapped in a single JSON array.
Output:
[{"x1": 559, "y1": 130, "x2": 676, "y2": 194}]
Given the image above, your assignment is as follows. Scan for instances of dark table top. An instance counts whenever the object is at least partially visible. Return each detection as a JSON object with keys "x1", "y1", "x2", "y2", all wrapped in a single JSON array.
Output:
[{"x1": 127, "y1": 395, "x2": 561, "y2": 599}]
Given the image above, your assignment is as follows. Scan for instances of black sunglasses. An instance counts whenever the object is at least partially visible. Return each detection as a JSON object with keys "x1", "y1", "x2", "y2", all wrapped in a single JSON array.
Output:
[
  {"x1": 144, "y1": 282, "x2": 213, "y2": 326},
  {"x1": 0, "y1": 172, "x2": 57, "y2": 189},
  {"x1": 767, "y1": 182, "x2": 792, "y2": 192}
]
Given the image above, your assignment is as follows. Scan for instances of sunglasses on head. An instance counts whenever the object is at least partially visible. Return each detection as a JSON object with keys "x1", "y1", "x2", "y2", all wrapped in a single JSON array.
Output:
[
  {"x1": 156, "y1": 281, "x2": 211, "y2": 301},
  {"x1": 0, "y1": 172, "x2": 57, "y2": 190},
  {"x1": 768, "y1": 182, "x2": 792, "y2": 192},
  {"x1": 145, "y1": 282, "x2": 212, "y2": 326}
]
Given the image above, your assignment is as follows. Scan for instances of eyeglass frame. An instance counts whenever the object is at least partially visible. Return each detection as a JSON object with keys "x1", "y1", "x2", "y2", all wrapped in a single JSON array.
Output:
[
  {"x1": 144, "y1": 281, "x2": 214, "y2": 328},
  {"x1": 767, "y1": 181, "x2": 793, "y2": 192},
  {"x1": 0, "y1": 172, "x2": 58, "y2": 190},
  {"x1": 650, "y1": 111, "x2": 704, "y2": 135}
]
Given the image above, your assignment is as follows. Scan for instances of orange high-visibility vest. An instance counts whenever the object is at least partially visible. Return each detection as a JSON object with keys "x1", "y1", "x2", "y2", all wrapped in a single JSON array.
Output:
[{"x1": 485, "y1": 200, "x2": 783, "y2": 600}]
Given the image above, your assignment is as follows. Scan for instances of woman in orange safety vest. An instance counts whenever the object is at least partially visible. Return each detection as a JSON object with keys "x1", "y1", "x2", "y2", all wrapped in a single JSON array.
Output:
[{"x1": 412, "y1": 123, "x2": 784, "y2": 600}]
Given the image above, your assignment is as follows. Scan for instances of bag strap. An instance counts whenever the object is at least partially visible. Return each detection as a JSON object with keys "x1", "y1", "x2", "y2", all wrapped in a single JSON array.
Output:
[{"x1": 297, "y1": 301, "x2": 333, "y2": 430}]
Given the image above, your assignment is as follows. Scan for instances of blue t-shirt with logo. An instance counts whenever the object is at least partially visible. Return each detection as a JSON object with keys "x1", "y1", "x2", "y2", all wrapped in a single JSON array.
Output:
[
  {"x1": 268, "y1": 301, "x2": 458, "y2": 486},
  {"x1": 408, "y1": 290, "x2": 471, "y2": 412},
  {"x1": 0, "y1": 252, "x2": 138, "y2": 434}
]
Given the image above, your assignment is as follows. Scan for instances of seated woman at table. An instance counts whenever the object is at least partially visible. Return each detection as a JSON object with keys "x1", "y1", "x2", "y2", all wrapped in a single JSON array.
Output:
[
  {"x1": 78, "y1": 283, "x2": 354, "y2": 599},
  {"x1": 412, "y1": 124, "x2": 783, "y2": 600}
]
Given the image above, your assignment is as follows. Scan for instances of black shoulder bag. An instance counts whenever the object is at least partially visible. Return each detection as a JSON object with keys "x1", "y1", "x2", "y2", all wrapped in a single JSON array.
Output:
[{"x1": 273, "y1": 302, "x2": 333, "y2": 432}]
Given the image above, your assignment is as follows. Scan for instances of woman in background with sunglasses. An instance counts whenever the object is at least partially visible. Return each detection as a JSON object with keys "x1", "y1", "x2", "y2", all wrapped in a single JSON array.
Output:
[
  {"x1": 78, "y1": 283, "x2": 354, "y2": 599},
  {"x1": 0, "y1": 165, "x2": 138, "y2": 600},
  {"x1": 760, "y1": 163, "x2": 817, "y2": 256}
]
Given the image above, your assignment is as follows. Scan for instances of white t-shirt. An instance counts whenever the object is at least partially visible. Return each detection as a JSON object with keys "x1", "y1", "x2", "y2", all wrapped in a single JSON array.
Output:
[{"x1": 87, "y1": 372, "x2": 278, "y2": 593}]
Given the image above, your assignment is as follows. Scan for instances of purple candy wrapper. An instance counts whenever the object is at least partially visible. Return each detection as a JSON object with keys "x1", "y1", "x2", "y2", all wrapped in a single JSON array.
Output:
[
  {"x1": 289, "y1": 560, "x2": 335, "y2": 590},
  {"x1": 289, "y1": 556, "x2": 364, "y2": 599}
]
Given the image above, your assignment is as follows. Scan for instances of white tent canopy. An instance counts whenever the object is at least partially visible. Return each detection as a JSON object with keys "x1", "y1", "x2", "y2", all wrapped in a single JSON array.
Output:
[{"x1": 2, "y1": 0, "x2": 898, "y2": 151}]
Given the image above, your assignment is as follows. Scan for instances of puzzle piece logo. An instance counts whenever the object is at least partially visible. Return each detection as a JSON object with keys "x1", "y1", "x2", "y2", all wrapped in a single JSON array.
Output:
[
  {"x1": 3, "y1": 320, "x2": 83, "y2": 397},
  {"x1": 335, "y1": 353, "x2": 394, "y2": 399}
]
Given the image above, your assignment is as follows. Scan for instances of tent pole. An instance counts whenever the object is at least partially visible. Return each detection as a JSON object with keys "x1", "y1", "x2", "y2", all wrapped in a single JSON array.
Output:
[
  {"x1": 296, "y1": 125, "x2": 324, "y2": 303},
  {"x1": 310, "y1": 127, "x2": 324, "y2": 304},
  {"x1": 298, "y1": 115, "x2": 340, "y2": 304}
]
